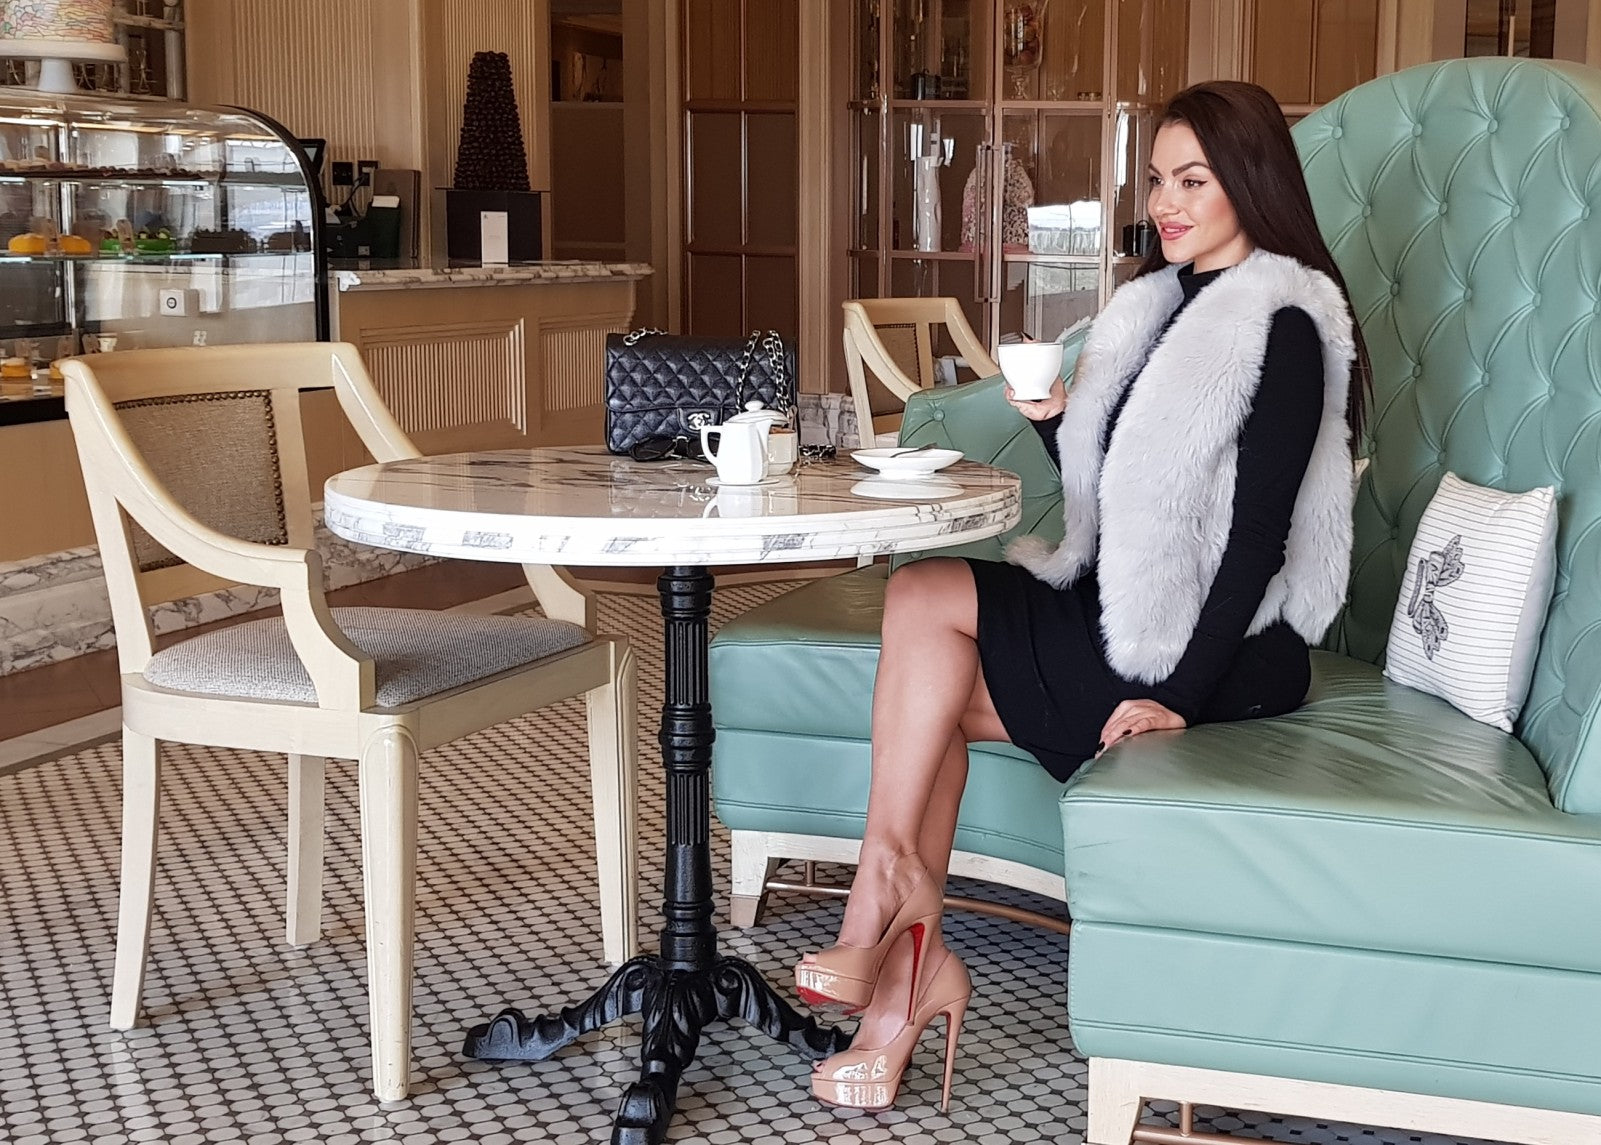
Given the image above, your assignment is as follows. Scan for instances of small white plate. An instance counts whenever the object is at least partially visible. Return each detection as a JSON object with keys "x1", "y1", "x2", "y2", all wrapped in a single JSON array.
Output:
[
  {"x1": 851, "y1": 447, "x2": 963, "y2": 477},
  {"x1": 707, "y1": 475, "x2": 787, "y2": 488},
  {"x1": 850, "y1": 476, "x2": 963, "y2": 502}
]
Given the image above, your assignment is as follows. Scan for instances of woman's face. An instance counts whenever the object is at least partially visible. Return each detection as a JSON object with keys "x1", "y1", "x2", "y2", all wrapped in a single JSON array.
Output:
[{"x1": 1147, "y1": 121, "x2": 1254, "y2": 273}]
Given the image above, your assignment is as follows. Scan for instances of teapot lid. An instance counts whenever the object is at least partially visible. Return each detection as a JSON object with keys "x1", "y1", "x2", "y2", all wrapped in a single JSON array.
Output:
[{"x1": 729, "y1": 400, "x2": 788, "y2": 426}]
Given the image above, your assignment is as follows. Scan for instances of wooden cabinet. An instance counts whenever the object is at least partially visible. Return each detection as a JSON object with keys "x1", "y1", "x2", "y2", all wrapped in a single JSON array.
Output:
[{"x1": 848, "y1": 0, "x2": 1188, "y2": 351}]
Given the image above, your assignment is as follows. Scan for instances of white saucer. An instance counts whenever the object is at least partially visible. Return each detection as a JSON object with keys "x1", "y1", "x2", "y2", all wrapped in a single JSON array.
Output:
[
  {"x1": 850, "y1": 476, "x2": 963, "y2": 502},
  {"x1": 851, "y1": 447, "x2": 963, "y2": 478},
  {"x1": 707, "y1": 475, "x2": 786, "y2": 488}
]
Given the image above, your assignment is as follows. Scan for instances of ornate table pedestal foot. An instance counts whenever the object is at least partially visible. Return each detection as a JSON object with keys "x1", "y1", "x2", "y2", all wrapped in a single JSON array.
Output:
[
  {"x1": 465, "y1": 956, "x2": 847, "y2": 1143},
  {"x1": 463, "y1": 567, "x2": 850, "y2": 1145}
]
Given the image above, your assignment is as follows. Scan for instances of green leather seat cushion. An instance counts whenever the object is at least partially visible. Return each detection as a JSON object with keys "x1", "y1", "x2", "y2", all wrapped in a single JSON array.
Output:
[
  {"x1": 710, "y1": 563, "x2": 1066, "y2": 873},
  {"x1": 711, "y1": 564, "x2": 890, "y2": 742},
  {"x1": 1061, "y1": 651, "x2": 1601, "y2": 974},
  {"x1": 1068, "y1": 922, "x2": 1601, "y2": 1117},
  {"x1": 711, "y1": 730, "x2": 1066, "y2": 875}
]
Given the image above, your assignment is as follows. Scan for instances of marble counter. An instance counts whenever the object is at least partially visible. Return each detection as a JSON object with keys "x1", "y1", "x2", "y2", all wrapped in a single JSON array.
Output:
[{"x1": 332, "y1": 260, "x2": 654, "y2": 293}]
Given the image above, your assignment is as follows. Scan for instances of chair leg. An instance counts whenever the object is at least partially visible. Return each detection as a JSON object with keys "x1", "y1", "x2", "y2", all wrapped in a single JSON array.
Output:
[
  {"x1": 585, "y1": 641, "x2": 639, "y2": 965},
  {"x1": 729, "y1": 832, "x2": 781, "y2": 928},
  {"x1": 358, "y1": 725, "x2": 419, "y2": 1102},
  {"x1": 1087, "y1": 1058, "x2": 1146, "y2": 1145},
  {"x1": 110, "y1": 728, "x2": 160, "y2": 1030},
  {"x1": 285, "y1": 754, "x2": 326, "y2": 947}
]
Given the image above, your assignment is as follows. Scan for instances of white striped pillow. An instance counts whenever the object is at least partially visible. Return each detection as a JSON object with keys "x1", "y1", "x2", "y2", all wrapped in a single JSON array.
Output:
[{"x1": 1383, "y1": 473, "x2": 1558, "y2": 732}]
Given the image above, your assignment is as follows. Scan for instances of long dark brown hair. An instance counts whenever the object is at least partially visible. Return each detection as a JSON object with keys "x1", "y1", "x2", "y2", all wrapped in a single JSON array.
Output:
[{"x1": 1137, "y1": 80, "x2": 1371, "y2": 449}]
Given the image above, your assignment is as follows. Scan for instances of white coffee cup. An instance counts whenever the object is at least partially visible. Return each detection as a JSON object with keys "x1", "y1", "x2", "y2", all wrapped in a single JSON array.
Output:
[
  {"x1": 766, "y1": 428, "x2": 798, "y2": 476},
  {"x1": 997, "y1": 341, "x2": 1065, "y2": 401},
  {"x1": 700, "y1": 419, "x2": 770, "y2": 485}
]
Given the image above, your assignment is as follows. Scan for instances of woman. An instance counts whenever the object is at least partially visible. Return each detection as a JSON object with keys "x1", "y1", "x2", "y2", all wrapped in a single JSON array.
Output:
[{"x1": 797, "y1": 80, "x2": 1372, "y2": 1112}]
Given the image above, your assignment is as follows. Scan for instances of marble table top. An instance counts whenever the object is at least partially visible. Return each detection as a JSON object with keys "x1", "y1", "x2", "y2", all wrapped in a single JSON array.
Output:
[{"x1": 323, "y1": 446, "x2": 1021, "y2": 567}]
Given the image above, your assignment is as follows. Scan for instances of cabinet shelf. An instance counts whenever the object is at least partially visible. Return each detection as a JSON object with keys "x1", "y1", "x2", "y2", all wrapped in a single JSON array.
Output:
[
  {"x1": 1004, "y1": 252, "x2": 1102, "y2": 265},
  {"x1": 0, "y1": 171, "x2": 307, "y2": 189},
  {"x1": 878, "y1": 249, "x2": 981, "y2": 261},
  {"x1": 1, "y1": 251, "x2": 310, "y2": 265}
]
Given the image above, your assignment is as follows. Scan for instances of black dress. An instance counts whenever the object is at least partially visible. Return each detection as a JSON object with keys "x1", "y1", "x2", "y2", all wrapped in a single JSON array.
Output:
[{"x1": 968, "y1": 264, "x2": 1327, "y2": 781}]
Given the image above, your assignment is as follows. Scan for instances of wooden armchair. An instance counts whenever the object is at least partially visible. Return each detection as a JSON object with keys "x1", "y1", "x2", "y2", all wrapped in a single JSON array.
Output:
[
  {"x1": 842, "y1": 297, "x2": 999, "y2": 448},
  {"x1": 62, "y1": 342, "x2": 638, "y2": 1101}
]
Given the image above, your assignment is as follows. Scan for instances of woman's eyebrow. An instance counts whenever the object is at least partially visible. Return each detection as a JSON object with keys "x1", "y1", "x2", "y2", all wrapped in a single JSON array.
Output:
[{"x1": 1146, "y1": 161, "x2": 1213, "y2": 175}]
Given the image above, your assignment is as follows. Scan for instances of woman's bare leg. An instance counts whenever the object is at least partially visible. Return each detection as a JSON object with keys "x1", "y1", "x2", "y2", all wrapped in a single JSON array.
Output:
[
  {"x1": 843, "y1": 668, "x2": 1008, "y2": 1050},
  {"x1": 833, "y1": 557, "x2": 986, "y2": 949}
]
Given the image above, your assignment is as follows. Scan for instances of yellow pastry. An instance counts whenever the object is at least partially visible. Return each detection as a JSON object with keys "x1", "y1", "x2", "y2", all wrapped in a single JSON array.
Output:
[
  {"x1": 8, "y1": 233, "x2": 46, "y2": 255},
  {"x1": 58, "y1": 234, "x2": 92, "y2": 255},
  {"x1": 1, "y1": 356, "x2": 33, "y2": 379},
  {"x1": 48, "y1": 359, "x2": 65, "y2": 382}
]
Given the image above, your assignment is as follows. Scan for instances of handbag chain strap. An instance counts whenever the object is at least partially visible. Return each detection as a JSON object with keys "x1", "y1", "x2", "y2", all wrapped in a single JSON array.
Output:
[{"x1": 621, "y1": 327, "x2": 792, "y2": 417}]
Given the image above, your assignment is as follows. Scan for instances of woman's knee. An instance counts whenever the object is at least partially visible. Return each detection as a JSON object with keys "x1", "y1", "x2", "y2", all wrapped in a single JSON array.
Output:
[{"x1": 883, "y1": 558, "x2": 977, "y2": 636}]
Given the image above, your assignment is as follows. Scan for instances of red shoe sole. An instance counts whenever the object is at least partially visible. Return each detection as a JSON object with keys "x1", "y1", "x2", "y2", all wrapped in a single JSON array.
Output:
[{"x1": 796, "y1": 985, "x2": 863, "y2": 1014}]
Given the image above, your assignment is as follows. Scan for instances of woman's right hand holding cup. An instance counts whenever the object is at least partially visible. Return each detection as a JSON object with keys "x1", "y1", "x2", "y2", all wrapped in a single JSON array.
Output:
[{"x1": 1004, "y1": 376, "x2": 1067, "y2": 420}]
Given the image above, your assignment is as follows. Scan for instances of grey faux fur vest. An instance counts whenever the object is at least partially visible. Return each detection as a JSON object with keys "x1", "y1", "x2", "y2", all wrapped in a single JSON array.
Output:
[{"x1": 1007, "y1": 250, "x2": 1357, "y2": 684}]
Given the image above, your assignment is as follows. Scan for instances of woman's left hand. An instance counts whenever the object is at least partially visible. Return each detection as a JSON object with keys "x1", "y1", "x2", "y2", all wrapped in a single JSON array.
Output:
[{"x1": 1097, "y1": 699, "x2": 1186, "y2": 755}]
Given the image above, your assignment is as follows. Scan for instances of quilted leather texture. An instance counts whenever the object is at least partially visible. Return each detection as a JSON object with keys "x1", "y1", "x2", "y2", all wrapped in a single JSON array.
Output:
[
  {"x1": 603, "y1": 333, "x2": 798, "y2": 453},
  {"x1": 1295, "y1": 59, "x2": 1601, "y2": 811}
]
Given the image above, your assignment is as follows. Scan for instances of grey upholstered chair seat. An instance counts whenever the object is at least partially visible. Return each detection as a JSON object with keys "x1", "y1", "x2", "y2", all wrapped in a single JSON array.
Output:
[{"x1": 144, "y1": 607, "x2": 591, "y2": 706}]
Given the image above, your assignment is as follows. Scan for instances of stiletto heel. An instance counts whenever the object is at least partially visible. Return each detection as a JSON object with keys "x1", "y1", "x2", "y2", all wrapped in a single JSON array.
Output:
[
  {"x1": 939, "y1": 995, "x2": 967, "y2": 1112},
  {"x1": 795, "y1": 867, "x2": 942, "y2": 1015},
  {"x1": 810, "y1": 950, "x2": 972, "y2": 1112}
]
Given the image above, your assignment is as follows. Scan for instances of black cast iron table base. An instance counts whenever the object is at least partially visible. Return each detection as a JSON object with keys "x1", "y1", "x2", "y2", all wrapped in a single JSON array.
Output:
[{"x1": 463, "y1": 566, "x2": 849, "y2": 1144}]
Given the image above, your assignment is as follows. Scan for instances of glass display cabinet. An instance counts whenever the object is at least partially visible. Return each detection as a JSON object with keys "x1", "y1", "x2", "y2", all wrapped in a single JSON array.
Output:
[
  {"x1": 850, "y1": 0, "x2": 1187, "y2": 352},
  {"x1": 0, "y1": 89, "x2": 325, "y2": 424}
]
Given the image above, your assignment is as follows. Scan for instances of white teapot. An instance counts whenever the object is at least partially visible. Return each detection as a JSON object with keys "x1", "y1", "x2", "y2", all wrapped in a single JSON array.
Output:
[{"x1": 700, "y1": 408, "x2": 773, "y2": 485}]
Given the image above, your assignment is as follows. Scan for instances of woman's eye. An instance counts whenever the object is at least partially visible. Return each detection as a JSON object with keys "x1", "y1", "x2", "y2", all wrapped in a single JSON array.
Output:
[
  {"x1": 1147, "y1": 175, "x2": 1161, "y2": 187},
  {"x1": 1183, "y1": 178, "x2": 1205, "y2": 189}
]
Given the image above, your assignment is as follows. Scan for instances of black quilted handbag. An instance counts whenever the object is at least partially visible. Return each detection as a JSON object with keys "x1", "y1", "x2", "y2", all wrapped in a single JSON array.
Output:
[{"x1": 604, "y1": 329, "x2": 797, "y2": 456}]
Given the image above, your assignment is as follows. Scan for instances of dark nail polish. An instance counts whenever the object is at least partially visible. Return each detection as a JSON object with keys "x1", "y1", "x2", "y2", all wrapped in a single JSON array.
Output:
[
  {"x1": 1095, "y1": 741, "x2": 1105, "y2": 753},
  {"x1": 1121, "y1": 729, "x2": 1132, "y2": 737}
]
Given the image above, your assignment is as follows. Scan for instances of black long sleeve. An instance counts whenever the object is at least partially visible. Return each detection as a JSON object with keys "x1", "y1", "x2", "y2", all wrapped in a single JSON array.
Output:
[
  {"x1": 1031, "y1": 411, "x2": 1063, "y2": 467},
  {"x1": 1146, "y1": 307, "x2": 1325, "y2": 722}
]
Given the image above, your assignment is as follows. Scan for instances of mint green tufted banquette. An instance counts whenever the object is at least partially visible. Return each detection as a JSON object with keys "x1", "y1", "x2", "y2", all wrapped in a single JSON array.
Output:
[
  {"x1": 710, "y1": 58, "x2": 1601, "y2": 1131},
  {"x1": 1299, "y1": 58, "x2": 1601, "y2": 812}
]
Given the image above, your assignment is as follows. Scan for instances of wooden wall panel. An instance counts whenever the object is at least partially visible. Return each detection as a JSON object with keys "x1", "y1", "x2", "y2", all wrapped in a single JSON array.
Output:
[
  {"x1": 187, "y1": 0, "x2": 422, "y2": 201},
  {"x1": 1315, "y1": 0, "x2": 1380, "y2": 103},
  {"x1": 686, "y1": 0, "x2": 743, "y2": 100},
  {"x1": 745, "y1": 0, "x2": 798, "y2": 101},
  {"x1": 361, "y1": 322, "x2": 527, "y2": 440},
  {"x1": 541, "y1": 324, "x2": 613, "y2": 414},
  {"x1": 1252, "y1": 0, "x2": 1316, "y2": 104}
]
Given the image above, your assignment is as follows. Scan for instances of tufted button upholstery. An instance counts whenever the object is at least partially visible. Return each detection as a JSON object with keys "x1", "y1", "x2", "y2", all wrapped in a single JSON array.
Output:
[{"x1": 1296, "y1": 58, "x2": 1601, "y2": 811}]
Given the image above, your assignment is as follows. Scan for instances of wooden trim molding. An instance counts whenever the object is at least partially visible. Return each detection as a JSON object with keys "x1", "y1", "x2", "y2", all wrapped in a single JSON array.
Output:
[
  {"x1": 1090, "y1": 1058, "x2": 1601, "y2": 1145},
  {"x1": 796, "y1": 0, "x2": 832, "y2": 395},
  {"x1": 1187, "y1": 0, "x2": 1250, "y2": 81}
]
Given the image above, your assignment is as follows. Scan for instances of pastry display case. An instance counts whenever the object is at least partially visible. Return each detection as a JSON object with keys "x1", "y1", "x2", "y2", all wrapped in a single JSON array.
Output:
[{"x1": 0, "y1": 89, "x2": 325, "y2": 424}]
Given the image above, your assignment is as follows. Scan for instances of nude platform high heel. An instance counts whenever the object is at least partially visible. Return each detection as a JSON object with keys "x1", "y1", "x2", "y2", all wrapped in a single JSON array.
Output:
[
  {"x1": 810, "y1": 949, "x2": 972, "y2": 1113},
  {"x1": 793, "y1": 868, "x2": 943, "y2": 1014}
]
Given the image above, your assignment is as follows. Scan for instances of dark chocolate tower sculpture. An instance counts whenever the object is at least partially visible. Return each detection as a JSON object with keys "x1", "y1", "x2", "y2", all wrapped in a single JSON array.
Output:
[
  {"x1": 442, "y1": 51, "x2": 540, "y2": 261},
  {"x1": 452, "y1": 51, "x2": 531, "y2": 192}
]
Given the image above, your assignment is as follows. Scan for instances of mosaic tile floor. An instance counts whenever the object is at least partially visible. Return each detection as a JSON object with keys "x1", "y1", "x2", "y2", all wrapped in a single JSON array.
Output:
[{"x1": 0, "y1": 583, "x2": 1511, "y2": 1145}]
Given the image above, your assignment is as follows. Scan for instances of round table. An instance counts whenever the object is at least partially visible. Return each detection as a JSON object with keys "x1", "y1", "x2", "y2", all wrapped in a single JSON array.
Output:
[{"x1": 324, "y1": 446, "x2": 1021, "y2": 1144}]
